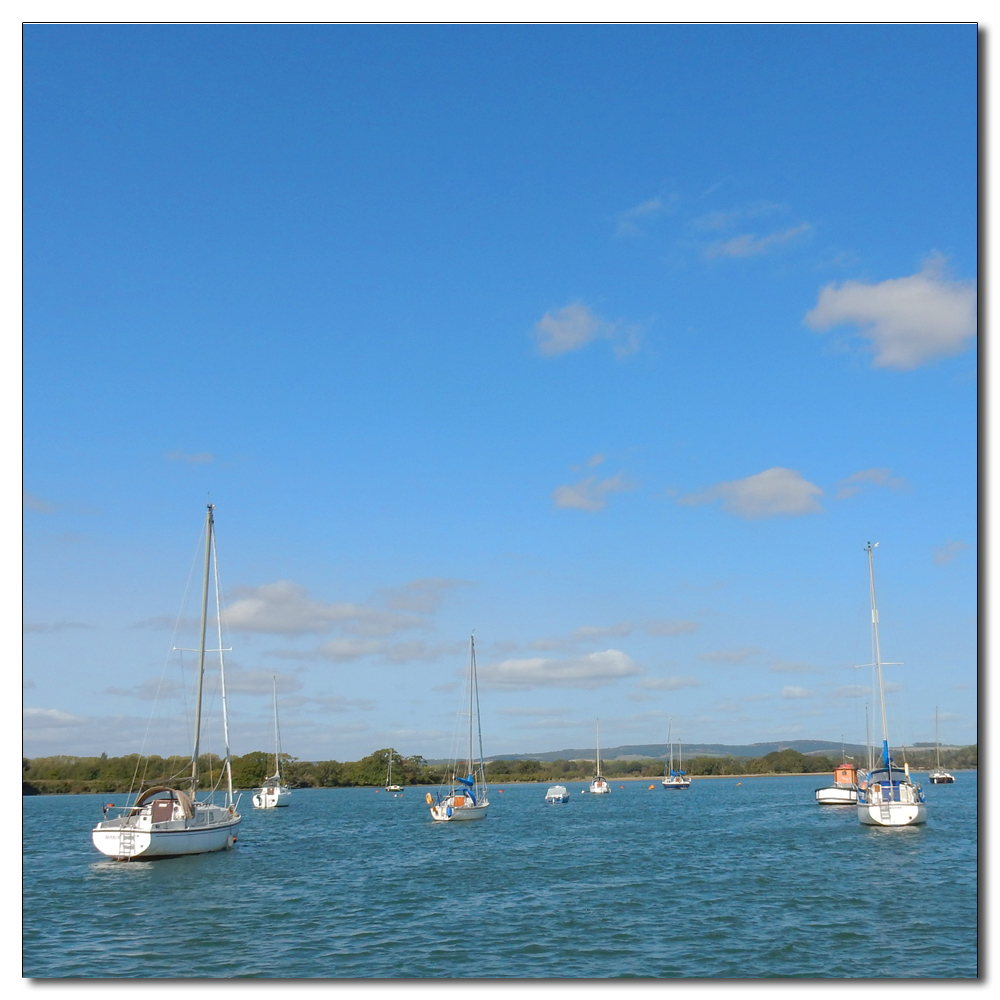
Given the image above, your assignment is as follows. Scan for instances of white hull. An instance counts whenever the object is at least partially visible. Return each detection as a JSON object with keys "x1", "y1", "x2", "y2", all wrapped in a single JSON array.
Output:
[
  {"x1": 93, "y1": 808, "x2": 240, "y2": 859},
  {"x1": 858, "y1": 801, "x2": 926, "y2": 826},
  {"x1": 662, "y1": 778, "x2": 691, "y2": 790},
  {"x1": 430, "y1": 799, "x2": 489, "y2": 822},
  {"x1": 589, "y1": 779, "x2": 611, "y2": 794},
  {"x1": 252, "y1": 785, "x2": 291, "y2": 809},
  {"x1": 815, "y1": 785, "x2": 858, "y2": 805},
  {"x1": 928, "y1": 770, "x2": 955, "y2": 784}
]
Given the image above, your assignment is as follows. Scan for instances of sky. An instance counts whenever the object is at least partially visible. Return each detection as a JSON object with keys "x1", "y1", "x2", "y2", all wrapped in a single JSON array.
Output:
[{"x1": 22, "y1": 23, "x2": 978, "y2": 764}]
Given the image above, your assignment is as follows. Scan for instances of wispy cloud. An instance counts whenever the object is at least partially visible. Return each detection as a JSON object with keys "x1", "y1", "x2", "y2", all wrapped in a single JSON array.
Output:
[
  {"x1": 105, "y1": 678, "x2": 185, "y2": 701},
  {"x1": 768, "y1": 660, "x2": 822, "y2": 675},
  {"x1": 835, "y1": 467, "x2": 909, "y2": 500},
  {"x1": 699, "y1": 647, "x2": 762, "y2": 664},
  {"x1": 679, "y1": 467, "x2": 824, "y2": 518},
  {"x1": 553, "y1": 471, "x2": 635, "y2": 512},
  {"x1": 704, "y1": 222, "x2": 810, "y2": 259},
  {"x1": 804, "y1": 254, "x2": 977, "y2": 370},
  {"x1": 636, "y1": 676, "x2": 703, "y2": 691},
  {"x1": 24, "y1": 621, "x2": 93, "y2": 634},
  {"x1": 23, "y1": 707, "x2": 88, "y2": 729},
  {"x1": 532, "y1": 303, "x2": 641, "y2": 358},
  {"x1": 478, "y1": 649, "x2": 641, "y2": 691},
  {"x1": 614, "y1": 193, "x2": 678, "y2": 236},
  {"x1": 527, "y1": 618, "x2": 699, "y2": 652},
  {"x1": 934, "y1": 539, "x2": 970, "y2": 565},
  {"x1": 23, "y1": 492, "x2": 54, "y2": 513},
  {"x1": 167, "y1": 450, "x2": 214, "y2": 464},
  {"x1": 692, "y1": 201, "x2": 784, "y2": 232},
  {"x1": 285, "y1": 638, "x2": 464, "y2": 665},
  {"x1": 376, "y1": 578, "x2": 473, "y2": 614},
  {"x1": 781, "y1": 686, "x2": 814, "y2": 699},
  {"x1": 224, "y1": 581, "x2": 424, "y2": 637}
]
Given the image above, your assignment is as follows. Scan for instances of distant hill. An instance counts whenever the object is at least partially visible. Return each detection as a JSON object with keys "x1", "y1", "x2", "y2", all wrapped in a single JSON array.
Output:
[{"x1": 425, "y1": 739, "x2": 879, "y2": 765}]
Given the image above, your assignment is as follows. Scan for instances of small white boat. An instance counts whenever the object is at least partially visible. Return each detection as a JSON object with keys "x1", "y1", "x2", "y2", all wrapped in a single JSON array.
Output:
[
  {"x1": 545, "y1": 785, "x2": 570, "y2": 803},
  {"x1": 661, "y1": 720, "x2": 691, "y2": 790},
  {"x1": 92, "y1": 505, "x2": 241, "y2": 860},
  {"x1": 385, "y1": 751, "x2": 403, "y2": 792},
  {"x1": 928, "y1": 708, "x2": 956, "y2": 784},
  {"x1": 428, "y1": 635, "x2": 490, "y2": 822},
  {"x1": 856, "y1": 543, "x2": 926, "y2": 828},
  {"x1": 589, "y1": 719, "x2": 611, "y2": 794},
  {"x1": 815, "y1": 760, "x2": 859, "y2": 805},
  {"x1": 252, "y1": 676, "x2": 291, "y2": 809}
]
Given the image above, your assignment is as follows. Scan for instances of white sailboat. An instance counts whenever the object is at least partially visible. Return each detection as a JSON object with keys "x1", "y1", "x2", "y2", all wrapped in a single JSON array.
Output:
[
  {"x1": 928, "y1": 708, "x2": 956, "y2": 784},
  {"x1": 252, "y1": 677, "x2": 292, "y2": 809},
  {"x1": 589, "y1": 719, "x2": 610, "y2": 794},
  {"x1": 428, "y1": 635, "x2": 490, "y2": 822},
  {"x1": 662, "y1": 720, "x2": 691, "y2": 789},
  {"x1": 385, "y1": 751, "x2": 403, "y2": 792},
  {"x1": 92, "y1": 505, "x2": 242, "y2": 859},
  {"x1": 856, "y1": 542, "x2": 927, "y2": 827}
]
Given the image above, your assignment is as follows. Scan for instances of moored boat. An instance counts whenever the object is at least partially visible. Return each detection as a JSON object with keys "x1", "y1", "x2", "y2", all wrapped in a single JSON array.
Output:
[
  {"x1": 91, "y1": 505, "x2": 241, "y2": 859},
  {"x1": 428, "y1": 635, "x2": 490, "y2": 822},
  {"x1": 815, "y1": 760, "x2": 859, "y2": 805},
  {"x1": 545, "y1": 784, "x2": 570, "y2": 803},
  {"x1": 252, "y1": 676, "x2": 292, "y2": 809},
  {"x1": 928, "y1": 708, "x2": 956, "y2": 784},
  {"x1": 856, "y1": 543, "x2": 926, "y2": 828},
  {"x1": 589, "y1": 719, "x2": 611, "y2": 794},
  {"x1": 661, "y1": 720, "x2": 691, "y2": 790}
]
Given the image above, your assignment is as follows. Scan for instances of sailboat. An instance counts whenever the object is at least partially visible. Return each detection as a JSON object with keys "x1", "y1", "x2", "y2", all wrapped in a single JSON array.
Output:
[
  {"x1": 92, "y1": 505, "x2": 242, "y2": 859},
  {"x1": 928, "y1": 708, "x2": 956, "y2": 784},
  {"x1": 428, "y1": 635, "x2": 489, "y2": 821},
  {"x1": 385, "y1": 751, "x2": 403, "y2": 792},
  {"x1": 661, "y1": 719, "x2": 691, "y2": 789},
  {"x1": 856, "y1": 542, "x2": 927, "y2": 827},
  {"x1": 252, "y1": 677, "x2": 292, "y2": 809},
  {"x1": 589, "y1": 719, "x2": 611, "y2": 794},
  {"x1": 815, "y1": 739, "x2": 859, "y2": 805}
]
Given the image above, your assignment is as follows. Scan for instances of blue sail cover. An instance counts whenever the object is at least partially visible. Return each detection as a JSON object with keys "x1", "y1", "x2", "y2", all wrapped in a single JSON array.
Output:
[{"x1": 456, "y1": 773, "x2": 477, "y2": 804}]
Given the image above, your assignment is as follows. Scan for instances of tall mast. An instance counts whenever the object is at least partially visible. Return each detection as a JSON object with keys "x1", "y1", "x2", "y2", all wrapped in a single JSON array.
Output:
[
  {"x1": 272, "y1": 676, "x2": 280, "y2": 779},
  {"x1": 190, "y1": 504, "x2": 215, "y2": 794},
  {"x1": 668, "y1": 717, "x2": 673, "y2": 774},
  {"x1": 211, "y1": 518, "x2": 234, "y2": 807},
  {"x1": 866, "y1": 542, "x2": 891, "y2": 770},
  {"x1": 468, "y1": 634, "x2": 475, "y2": 777},
  {"x1": 935, "y1": 707, "x2": 941, "y2": 768},
  {"x1": 596, "y1": 719, "x2": 601, "y2": 777}
]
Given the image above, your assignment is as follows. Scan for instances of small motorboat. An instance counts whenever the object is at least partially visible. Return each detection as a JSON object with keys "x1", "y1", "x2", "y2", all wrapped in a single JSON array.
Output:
[{"x1": 544, "y1": 785, "x2": 570, "y2": 803}]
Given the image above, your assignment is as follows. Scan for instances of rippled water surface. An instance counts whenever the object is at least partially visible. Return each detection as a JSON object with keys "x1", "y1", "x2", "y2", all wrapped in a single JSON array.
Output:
[{"x1": 23, "y1": 774, "x2": 977, "y2": 978}]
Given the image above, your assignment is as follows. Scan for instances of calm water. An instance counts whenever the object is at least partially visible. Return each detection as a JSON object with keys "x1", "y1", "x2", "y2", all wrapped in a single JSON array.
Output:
[{"x1": 23, "y1": 773, "x2": 977, "y2": 979}]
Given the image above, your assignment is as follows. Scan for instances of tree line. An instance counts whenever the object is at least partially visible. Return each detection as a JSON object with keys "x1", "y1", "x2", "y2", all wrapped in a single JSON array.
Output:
[{"x1": 22, "y1": 744, "x2": 977, "y2": 795}]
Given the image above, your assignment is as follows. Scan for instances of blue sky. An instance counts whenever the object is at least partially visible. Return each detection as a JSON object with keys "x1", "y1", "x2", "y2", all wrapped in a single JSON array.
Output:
[{"x1": 23, "y1": 24, "x2": 977, "y2": 763}]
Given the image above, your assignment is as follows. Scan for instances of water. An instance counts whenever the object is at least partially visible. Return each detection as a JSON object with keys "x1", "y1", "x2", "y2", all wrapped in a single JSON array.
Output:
[{"x1": 23, "y1": 774, "x2": 977, "y2": 978}]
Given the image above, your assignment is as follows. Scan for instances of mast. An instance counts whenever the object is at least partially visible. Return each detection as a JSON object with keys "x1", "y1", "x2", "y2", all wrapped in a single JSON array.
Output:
[
  {"x1": 189, "y1": 504, "x2": 215, "y2": 794},
  {"x1": 272, "y1": 676, "x2": 280, "y2": 780},
  {"x1": 935, "y1": 707, "x2": 941, "y2": 768},
  {"x1": 667, "y1": 717, "x2": 673, "y2": 775},
  {"x1": 866, "y1": 542, "x2": 891, "y2": 771},
  {"x1": 596, "y1": 719, "x2": 601, "y2": 778},
  {"x1": 468, "y1": 634, "x2": 475, "y2": 779}
]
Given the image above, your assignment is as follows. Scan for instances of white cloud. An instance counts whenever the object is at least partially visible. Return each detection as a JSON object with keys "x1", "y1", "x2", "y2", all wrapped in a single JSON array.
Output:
[
  {"x1": 704, "y1": 223, "x2": 810, "y2": 259},
  {"x1": 479, "y1": 649, "x2": 641, "y2": 691},
  {"x1": 532, "y1": 303, "x2": 641, "y2": 358},
  {"x1": 636, "y1": 676, "x2": 703, "y2": 691},
  {"x1": 495, "y1": 706, "x2": 572, "y2": 717},
  {"x1": 23, "y1": 707, "x2": 88, "y2": 728},
  {"x1": 679, "y1": 467, "x2": 824, "y2": 518},
  {"x1": 699, "y1": 647, "x2": 762, "y2": 664},
  {"x1": 614, "y1": 195, "x2": 676, "y2": 236},
  {"x1": 781, "y1": 686, "x2": 814, "y2": 699},
  {"x1": 306, "y1": 638, "x2": 462, "y2": 665},
  {"x1": 167, "y1": 449, "x2": 214, "y2": 463},
  {"x1": 553, "y1": 471, "x2": 635, "y2": 512},
  {"x1": 768, "y1": 660, "x2": 822, "y2": 675},
  {"x1": 835, "y1": 467, "x2": 909, "y2": 500},
  {"x1": 224, "y1": 581, "x2": 423, "y2": 637},
  {"x1": 106, "y1": 678, "x2": 184, "y2": 700},
  {"x1": 803, "y1": 255, "x2": 977, "y2": 370},
  {"x1": 526, "y1": 618, "x2": 696, "y2": 653},
  {"x1": 692, "y1": 201, "x2": 784, "y2": 232},
  {"x1": 833, "y1": 685, "x2": 869, "y2": 698},
  {"x1": 934, "y1": 539, "x2": 970, "y2": 565}
]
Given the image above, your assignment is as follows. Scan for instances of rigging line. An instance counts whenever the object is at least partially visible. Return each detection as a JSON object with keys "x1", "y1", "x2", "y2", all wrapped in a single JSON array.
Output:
[
  {"x1": 127, "y1": 523, "x2": 207, "y2": 801},
  {"x1": 211, "y1": 522, "x2": 234, "y2": 805}
]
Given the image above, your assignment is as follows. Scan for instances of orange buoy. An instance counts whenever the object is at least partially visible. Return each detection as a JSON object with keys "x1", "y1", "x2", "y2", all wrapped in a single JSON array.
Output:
[
  {"x1": 736, "y1": 782, "x2": 742, "y2": 786},
  {"x1": 498, "y1": 789, "x2": 504, "y2": 793},
  {"x1": 425, "y1": 792, "x2": 433, "y2": 804},
  {"x1": 648, "y1": 784, "x2": 655, "y2": 790}
]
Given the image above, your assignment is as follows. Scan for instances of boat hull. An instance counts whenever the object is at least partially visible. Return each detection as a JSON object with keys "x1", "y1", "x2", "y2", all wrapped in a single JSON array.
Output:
[
  {"x1": 92, "y1": 818, "x2": 241, "y2": 859},
  {"x1": 858, "y1": 801, "x2": 926, "y2": 827},
  {"x1": 815, "y1": 786, "x2": 858, "y2": 805},
  {"x1": 662, "y1": 779, "x2": 691, "y2": 790},
  {"x1": 252, "y1": 786, "x2": 291, "y2": 809},
  {"x1": 430, "y1": 802, "x2": 489, "y2": 822}
]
